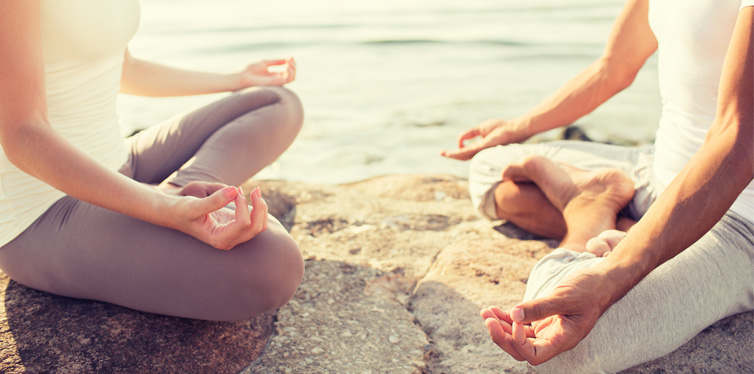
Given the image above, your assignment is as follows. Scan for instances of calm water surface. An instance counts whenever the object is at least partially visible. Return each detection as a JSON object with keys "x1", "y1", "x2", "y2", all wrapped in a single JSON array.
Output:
[{"x1": 120, "y1": 0, "x2": 661, "y2": 184}]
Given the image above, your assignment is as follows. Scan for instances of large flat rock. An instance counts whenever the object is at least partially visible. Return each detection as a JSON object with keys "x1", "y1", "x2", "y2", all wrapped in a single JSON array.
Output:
[
  {"x1": 1, "y1": 174, "x2": 751, "y2": 373},
  {"x1": 243, "y1": 175, "x2": 754, "y2": 373},
  {"x1": 0, "y1": 271, "x2": 274, "y2": 374}
]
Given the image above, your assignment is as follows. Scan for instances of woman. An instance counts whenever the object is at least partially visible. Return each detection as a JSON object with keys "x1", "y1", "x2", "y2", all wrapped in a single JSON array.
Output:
[{"x1": 0, "y1": 0, "x2": 304, "y2": 321}]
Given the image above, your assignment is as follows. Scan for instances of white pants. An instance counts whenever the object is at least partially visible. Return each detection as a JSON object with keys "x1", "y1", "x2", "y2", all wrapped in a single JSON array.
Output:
[{"x1": 469, "y1": 141, "x2": 754, "y2": 373}]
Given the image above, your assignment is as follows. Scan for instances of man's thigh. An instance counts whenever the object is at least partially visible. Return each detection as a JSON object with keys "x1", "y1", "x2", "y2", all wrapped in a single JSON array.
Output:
[{"x1": 527, "y1": 212, "x2": 754, "y2": 373}]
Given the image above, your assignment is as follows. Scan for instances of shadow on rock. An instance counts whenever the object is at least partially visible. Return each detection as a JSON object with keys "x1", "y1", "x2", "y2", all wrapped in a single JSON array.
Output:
[
  {"x1": 242, "y1": 180, "x2": 298, "y2": 232},
  {"x1": 1, "y1": 276, "x2": 274, "y2": 374}
]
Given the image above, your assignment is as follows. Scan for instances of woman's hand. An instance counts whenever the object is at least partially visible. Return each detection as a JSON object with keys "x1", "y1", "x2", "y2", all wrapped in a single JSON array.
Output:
[
  {"x1": 170, "y1": 185, "x2": 269, "y2": 250},
  {"x1": 480, "y1": 267, "x2": 614, "y2": 365},
  {"x1": 239, "y1": 58, "x2": 296, "y2": 88},
  {"x1": 440, "y1": 118, "x2": 530, "y2": 161}
]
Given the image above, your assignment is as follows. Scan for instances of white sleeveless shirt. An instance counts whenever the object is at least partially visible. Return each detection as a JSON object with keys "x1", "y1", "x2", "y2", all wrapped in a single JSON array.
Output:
[
  {"x1": 649, "y1": 0, "x2": 754, "y2": 223},
  {"x1": 0, "y1": 1, "x2": 140, "y2": 246}
]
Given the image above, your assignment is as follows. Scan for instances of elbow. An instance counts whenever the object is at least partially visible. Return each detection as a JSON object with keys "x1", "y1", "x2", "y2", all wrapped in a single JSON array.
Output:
[
  {"x1": 706, "y1": 117, "x2": 754, "y2": 182},
  {"x1": 0, "y1": 120, "x2": 47, "y2": 171},
  {"x1": 0, "y1": 123, "x2": 21, "y2": 164},
  {"x1": 0, "y1": 128, "x2": 27, "y2": 169},
  {"x1": 596, "y1": 55, "x2": 640, "y2": 93}
]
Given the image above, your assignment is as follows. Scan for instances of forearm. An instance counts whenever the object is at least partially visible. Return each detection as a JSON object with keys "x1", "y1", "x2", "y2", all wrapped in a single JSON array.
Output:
[
  {"x1": 601, "y1": 126, "x2": 752, "y2": 301},
  {"x1": 120, "y1": 52, "x2": 242, "y2": 97},
  {"x1": 3, "y1": 121, "x2": 180, "y2": 228},
  {"x1": 513, "y1": 0, "x2": 656, "y2": 138},
  {"x1": 513, "y1": 59, "x2": 631, "y2": 137},
  {"x1": 597, "y1": 6, "x2": 754, "y2": 307}
]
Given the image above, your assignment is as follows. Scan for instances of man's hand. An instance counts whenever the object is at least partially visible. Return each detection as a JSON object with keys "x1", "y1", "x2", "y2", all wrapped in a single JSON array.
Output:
[
  {"x1": 239, "y1": 58, "x2": 296, "y2": 88},
  {"x1": 481, "y1": 267, "x2": 614, "y2": 365},
  {"x1": 440, "y1": 118, "x2": 529, "y2": 160}
]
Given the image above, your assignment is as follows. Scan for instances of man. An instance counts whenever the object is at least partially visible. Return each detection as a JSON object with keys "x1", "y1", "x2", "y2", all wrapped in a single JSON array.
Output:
[{"x1": 441, "y1": 0, "x2": 754, "y2": 371}]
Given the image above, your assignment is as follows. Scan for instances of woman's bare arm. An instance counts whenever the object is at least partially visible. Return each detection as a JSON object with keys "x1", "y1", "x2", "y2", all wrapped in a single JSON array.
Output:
[
  {"x1": 0, "y1": 0, "x2": 267, "y2": 250},
  {"x1": 120, "y1": 50, "x2": 295, "y2": 97}
]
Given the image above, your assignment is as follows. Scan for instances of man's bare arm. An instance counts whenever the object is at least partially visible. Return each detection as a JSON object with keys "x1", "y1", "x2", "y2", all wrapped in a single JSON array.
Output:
[
  {"x1": 442, "y1": 0, "x2": 658, "y2": 159},
  {"x1": 598, "y1": 5, "x2": 754, "y2": 302}
]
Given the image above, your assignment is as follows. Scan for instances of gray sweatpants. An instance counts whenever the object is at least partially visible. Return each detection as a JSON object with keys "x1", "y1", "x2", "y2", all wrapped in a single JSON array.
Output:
[
  {"x1": 469, "y1": 141, "x2": 754, "y2": 373},
  {"x1": 0, "y1": 87, "x2": 305, "y2": 321}
]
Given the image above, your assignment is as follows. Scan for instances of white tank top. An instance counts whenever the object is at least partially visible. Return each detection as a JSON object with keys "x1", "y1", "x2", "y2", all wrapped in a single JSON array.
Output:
[
  {"x1": 0, "y1": 0, "x2": 140, "y2": 246},
  {"x1": 649, "y1": 0, "x2": 754, "y2": 223}
]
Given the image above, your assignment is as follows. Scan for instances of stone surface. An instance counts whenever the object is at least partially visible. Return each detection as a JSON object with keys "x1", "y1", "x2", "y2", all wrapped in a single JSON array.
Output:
[
  {"x1": 242, "y1": 175, "x2": 754, "y2": 374},
  {"x1": 1, "y1": 174, "x2": 752, "y2": 373},
  {"x1": 0, "y1": 272, "x2": 274, "y2": 374}
]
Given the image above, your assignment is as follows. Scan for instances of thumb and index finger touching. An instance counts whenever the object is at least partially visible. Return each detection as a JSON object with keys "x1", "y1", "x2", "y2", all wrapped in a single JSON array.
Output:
[
  {"x1": 193, "y1": 186, "x2": 239, "y2": 217},
  {"x1": 440, "y1": 128, "x2": 489, "y2": 160},
  {"x1": 511, "y1": 295, "x2": 564, "y2": 324}
]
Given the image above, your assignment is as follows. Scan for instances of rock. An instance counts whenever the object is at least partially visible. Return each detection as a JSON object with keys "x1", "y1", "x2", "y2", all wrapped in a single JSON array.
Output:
[
  {"x1": 1, "y1": 174, "x2": 751, "y2": 373},
  {"x1": 0, "y1": 272, "x2": 274, "y2": 374},
  {"x1": 242, "y1": 260, "x2": 429, "y2": 374},
  {"x1": 411, "y1": 238, "x2": 554, "y2": 373},
  {"x1": 240, "y1": 174, "x2": 753, "y2": 374},
  {"x1": 344, "y1": 174, "x2": 469, "y2": 202}
]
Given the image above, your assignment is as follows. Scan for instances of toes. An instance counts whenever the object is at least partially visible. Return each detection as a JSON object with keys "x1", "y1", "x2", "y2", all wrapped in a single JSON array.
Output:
[{"x1": 586, "y1": 237, "x2": 611, "y2": 257}]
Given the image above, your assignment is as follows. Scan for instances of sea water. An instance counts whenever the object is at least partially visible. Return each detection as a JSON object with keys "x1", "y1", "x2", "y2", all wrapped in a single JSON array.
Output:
[{"x1": 120, "y1": 0, "x2": 661, "y2": 184}]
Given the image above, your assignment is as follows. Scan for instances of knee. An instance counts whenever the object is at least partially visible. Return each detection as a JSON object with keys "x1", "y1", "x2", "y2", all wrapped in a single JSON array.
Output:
[
  {"x1": 468, "y1": 144, "x2": 523, "y2": 192},
  {"x1": 245, "y1": 86, "x2": 304, "y2": 133},
  {"x1": 224, "y1": 226, "x2": 304, "y2": 320},
  {"x1": 468, "y1": 146, "x2": 509, "y2": 216},
  {"x1": 259, "y1": 229, "x2": 305, "y2": 311},
  {"x1": 468, "y1": 147, "x2": 501, "y2": 184}
]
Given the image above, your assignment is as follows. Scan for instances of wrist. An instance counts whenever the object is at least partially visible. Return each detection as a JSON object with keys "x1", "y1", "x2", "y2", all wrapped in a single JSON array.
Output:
[
  {"x1": 594, "y1": 249, "x2": 654, "y2": 307},
  {"x1": 510, "y1": 116, "x2": 534, "y2": 142},
  {"x1": 145, "y1": 187, "x2": 184, "y2": 230},
  {"x1": 225, "y1": 72, "x2": 245, "y2": 92}
]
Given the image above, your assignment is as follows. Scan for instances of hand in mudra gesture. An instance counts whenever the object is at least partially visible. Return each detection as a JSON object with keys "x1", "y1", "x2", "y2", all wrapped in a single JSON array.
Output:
[
  {"x1": 240, "y1": 58, "x2": 296, "y2": 87},
  {"x1": 441, "y1": 118, "x2": 530, "y2": 160},
  {"x1": 481, "y1": 267, "x2": 613, "y2": 365},
  {"x1": 166, "y1": 181, "x2": 269, "y2": 250}
]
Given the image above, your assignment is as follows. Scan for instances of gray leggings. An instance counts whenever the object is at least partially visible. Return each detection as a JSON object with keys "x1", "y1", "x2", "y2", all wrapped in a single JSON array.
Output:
[
  {"x1": 0, "y1": 86, "x2": 305, "y2": 321},
  {"x1": 470, "y1": 141, "x2": 754, "y2": 373}
]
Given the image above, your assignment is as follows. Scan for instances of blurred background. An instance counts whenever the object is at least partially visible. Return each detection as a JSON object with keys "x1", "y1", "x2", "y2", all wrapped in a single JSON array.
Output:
[{"x1": 121, "y1": 0, "x2": 660, "y2": 184}]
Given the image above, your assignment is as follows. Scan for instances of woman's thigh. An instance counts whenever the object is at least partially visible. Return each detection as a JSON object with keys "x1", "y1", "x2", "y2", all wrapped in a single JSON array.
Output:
[
  {"x1": 469, "y1": 141, "x2": 656, "y2": 220},
  {"x1": 124, "y1": 86, "x2": 303, "y2": 186},
  {"x1": 0, "y1": 196, "x2": 304, "y2": 321},
  {"x1": 528, "y1": 212, "x2": 754, "y2": 373}
]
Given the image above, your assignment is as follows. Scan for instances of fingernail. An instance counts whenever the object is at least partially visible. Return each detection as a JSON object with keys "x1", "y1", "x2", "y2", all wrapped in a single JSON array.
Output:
[
  {"x1": 511, "y1": 307, "x2": 525, "y2": 322},
  {"x1": 239, "y1": 186, "x2": 244, "y2": 196},
  {"x1": 223, "y1": 187, "x2": 237, "y2": 198},
  {"x1": 255, "y1": 187, "x2": 262, "y2": 198}
]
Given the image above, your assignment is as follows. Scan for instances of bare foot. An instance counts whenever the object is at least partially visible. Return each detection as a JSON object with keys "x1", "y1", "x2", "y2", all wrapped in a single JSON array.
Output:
[
  {"x1": 585, "y1": 229, "x2": 626, "y2": 257},
  {"x1": 616, "y1": 216, "x2": 637, "y2": 232},
  {"x1": 501, "y1": 155, "x2": 635, "y2": 248}
]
